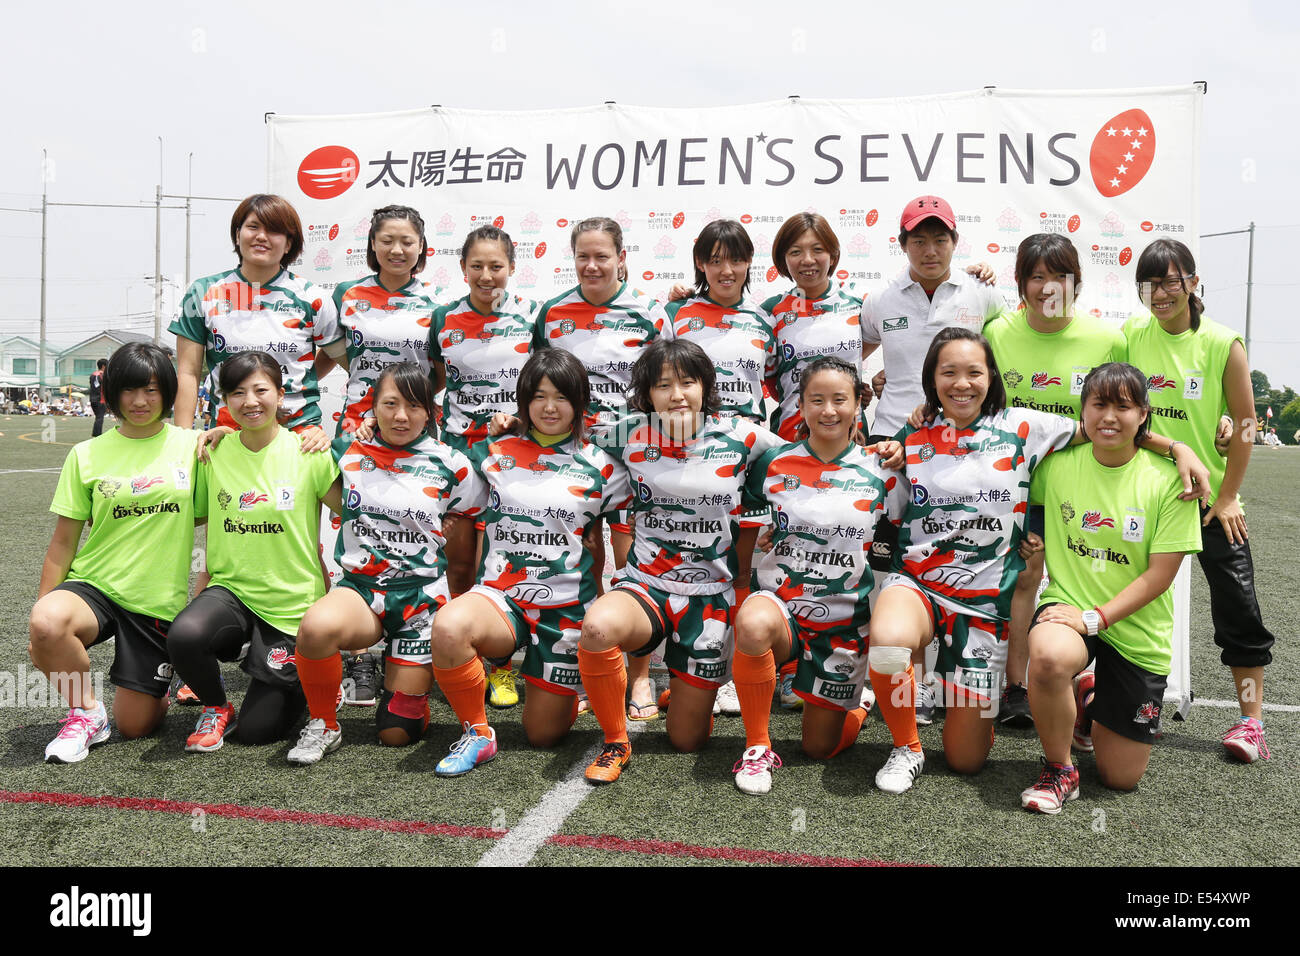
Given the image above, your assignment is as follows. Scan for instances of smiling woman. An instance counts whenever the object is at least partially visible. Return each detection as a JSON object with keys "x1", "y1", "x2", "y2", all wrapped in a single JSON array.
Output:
[
  {"x1": 166, "y1": 351, "x2": 343, "y2": 753},
  {"x1": 331, "y1": 205, "x2": 444, "y2": 437},
  {"x1": 170, "y1": 194, "x2": 343, "y2": 449}
]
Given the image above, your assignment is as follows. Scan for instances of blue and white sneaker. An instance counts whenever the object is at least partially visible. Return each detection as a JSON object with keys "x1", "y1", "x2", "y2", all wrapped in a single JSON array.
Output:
[
  {"x1": 435, "y1": 722, "x2": 498, "y2": 777},
  {"x1": 778, "y1": 673, "x2": 802, "y2": 710}
]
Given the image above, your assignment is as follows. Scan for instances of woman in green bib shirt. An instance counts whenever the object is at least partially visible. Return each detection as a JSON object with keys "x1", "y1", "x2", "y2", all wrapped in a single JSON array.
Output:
[
  {"x1": 168, "y1": 351, "x2": 341, "y2": 752},
  {"x1": 29, "y1": 344, "x2": 199, "y2": 762},
  {"x1": 1122, "y1": 239, "x2": 1273, "y2": 763},
  {"x1": 1022, "y1": 363, "x2": 1203, "y2": 812}
]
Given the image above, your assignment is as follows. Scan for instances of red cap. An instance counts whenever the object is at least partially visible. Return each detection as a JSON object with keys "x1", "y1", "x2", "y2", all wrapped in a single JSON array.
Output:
[{"x1": 899, "y1": 195, "x2": 956, "y2": 233}]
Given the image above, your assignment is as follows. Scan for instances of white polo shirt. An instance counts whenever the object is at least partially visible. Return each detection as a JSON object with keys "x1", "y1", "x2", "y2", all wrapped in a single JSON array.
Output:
[{"x1": 860, "y1": 268, "x2": 1007, "y2": 436}]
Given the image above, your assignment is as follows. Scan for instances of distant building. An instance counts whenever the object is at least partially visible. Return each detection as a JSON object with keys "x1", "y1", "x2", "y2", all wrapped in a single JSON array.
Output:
[{"x1": 0, "y1": 330, "x2": 174, "y2": 394}]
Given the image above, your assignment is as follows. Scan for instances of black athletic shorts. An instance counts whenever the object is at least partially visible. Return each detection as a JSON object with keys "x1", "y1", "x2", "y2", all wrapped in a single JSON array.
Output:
[
  {"x1": 54, "y1": 581, "x2": 172, "y2": 698},
  {"x1": 1032, "y1": 602, "x2": 1167, "y2": 744}
]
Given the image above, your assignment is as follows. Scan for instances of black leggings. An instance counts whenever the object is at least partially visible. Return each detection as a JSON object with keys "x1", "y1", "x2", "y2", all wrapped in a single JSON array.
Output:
[
  {"x1": 168, "y1": 586, "x2": 305, "y2": 744},
  {"x1": 90, "y1": 402, "x2": 107, "y2": 437}
]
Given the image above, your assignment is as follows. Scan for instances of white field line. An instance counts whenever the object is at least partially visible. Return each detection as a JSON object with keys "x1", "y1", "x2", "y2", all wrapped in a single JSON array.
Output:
[
  {"x1": 476, "y1": 719, "x2": 647, "y2": 867},
  {"x1": 1192, "y1": 698, "x2": 1300, "y2": 713}
]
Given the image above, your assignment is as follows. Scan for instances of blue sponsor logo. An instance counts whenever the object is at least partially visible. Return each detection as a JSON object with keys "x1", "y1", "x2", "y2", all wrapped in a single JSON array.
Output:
[{"x1": 911, "y1": 482, "x2": 929, "y2": 506}]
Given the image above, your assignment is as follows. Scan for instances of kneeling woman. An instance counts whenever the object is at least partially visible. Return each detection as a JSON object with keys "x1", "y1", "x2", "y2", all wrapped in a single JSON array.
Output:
[
  {"x1": 731, "y1": 357, "x2": 906, "y2": 794},
  {"x1": 427, "y1": 348, "x2": 629, "y2": 776},
  {"x1": 169, "y1": 352, "x2": 341, "y2": 751},
  {"x1": 1020, "y1": 363, "x2": 1202, "y2": 813},
  {"x1": 29, "y1": 344, "x2": 198, "y2": 761},
  {"x1": 577, "y1": 338, "x2": 783, "y2": 784},
  {"x1": 287, "y1": 362, "x2": 487, "y2": 764}
]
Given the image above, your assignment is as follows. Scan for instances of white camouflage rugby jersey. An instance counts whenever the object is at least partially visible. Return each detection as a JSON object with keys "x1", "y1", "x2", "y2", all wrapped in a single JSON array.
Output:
[
  {"x1": 760, "y1": 283, "x2": 864, "y2": 441},
  {"x1": 594, "y1": 414, "x2": 782, "y2": 595},
  {"x1": 332, "y1": 433, "x2": 486, "y2": 586},
  {"x1": 332, "y1": 275, "x2": 443, "y2": 435},
  {"x1": 533, "y1": 282, "x2": 670, "y2": 423},
  {"x1": 472, "y1": 431, "x2": 631, "y2": 608},
  {"x1": 171, "y1": 267, "x2": 342, "y2": 429},
  {"x1": 748, "y1": 440, "x2": 908, "y2": 633},
  {"x1": 431, "y1": 294, "x2": 539, "y2": 447},
  {"x1": 666, "y1": 295, "x2": 777, "y2": 422},
  {"x1": 894, "y1": 407, "x2": 1075, "y2": 621}
]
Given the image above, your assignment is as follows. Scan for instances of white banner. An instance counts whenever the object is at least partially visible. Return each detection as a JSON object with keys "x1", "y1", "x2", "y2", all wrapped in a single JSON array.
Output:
[
  {"x1": 269, "y1": 87, "x2": 1202, "y2": 712},
  {"x1": 268, "y1": 87, "x2": 1201, "y2": 321}
]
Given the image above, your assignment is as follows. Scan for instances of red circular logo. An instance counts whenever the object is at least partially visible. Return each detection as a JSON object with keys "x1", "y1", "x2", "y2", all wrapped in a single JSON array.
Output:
[
  {"x1": 535, "y1": 242, "x2": 547, "y2": 259},
  {"x1": 554, "y1": 267, "x2": 561, "y2": 273},
  {"x1": 643, "y1": 271, "x2": 655, "y2": 282},
  {"x1": 836, "y1": 269, "x2": 848, "y2": 280},
  {"x1": 1140, "y1": 221, "x2": 1154, "y2": 232},
  {"x1": 1039, "y1": 211, "x2": 1048, "y2": 219},
  {"x1": 1118, "y1": 247, "x2": 1132, "y2": 266},
  {"x1": 987, "y1": 243, "x2": 1000, "y2": 254},
  {"x1": 1092, "y1": 245, "x2": 1100, "y2": 251},
  {"x1": 865, "y1": 209, "x2": 879, "y2": 227},
  {"x1": 494, "y1": 216, "x2": 505, "y2": 228},
  {"x1": 297, "y1": 146, "x2": 360, "y2": 200},
  {"x1": 672, "y1": 212, "x2": 685, "y2": 229},
  {"x1": 1068, "y1": 215, "x2": 1081, "y2": 233},
  {"x1": 839, "y1": 208, "x2": 847, "y2": 215},
  {"x1": 740, "y1": 214, "x2": 753, "y2": 224},
  {"x1": 556, "y1": 218, "x2": 568, "y2": 228},
  {"x1": 328, "y1": 224, "x2": 339, "y2": 241},
  {"x1": 766, "y1": 265, "x2": 779, "y2": 283}
]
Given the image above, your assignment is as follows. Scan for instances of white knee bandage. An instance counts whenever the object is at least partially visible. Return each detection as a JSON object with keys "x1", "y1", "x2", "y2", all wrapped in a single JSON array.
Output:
[{"x1": 868, "y1": 645, "x2": 912, "y2": 675}]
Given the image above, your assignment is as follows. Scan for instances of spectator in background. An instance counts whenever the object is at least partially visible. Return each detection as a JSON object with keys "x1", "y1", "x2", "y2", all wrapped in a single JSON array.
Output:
[{"x1": 89, "y1": 358, "x2": 108, "y2": 436}]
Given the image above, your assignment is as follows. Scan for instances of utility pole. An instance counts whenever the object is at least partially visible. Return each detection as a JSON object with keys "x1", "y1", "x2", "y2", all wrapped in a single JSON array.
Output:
[
  {"x1": 40, "y1": 149, "x2": 48, "y2": 397},
  {"x1": 1201, "y1": 224, "x2": 1258, "y2": 358}
]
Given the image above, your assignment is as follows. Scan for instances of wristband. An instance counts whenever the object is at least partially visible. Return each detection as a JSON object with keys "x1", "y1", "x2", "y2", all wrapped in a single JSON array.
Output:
[
  {"x1": 1167, "y1": 440, "x2": 1187, "y2": 459},
  {"x1": 1093, "y1": 606, "x2": 1110, "y2": 630}
]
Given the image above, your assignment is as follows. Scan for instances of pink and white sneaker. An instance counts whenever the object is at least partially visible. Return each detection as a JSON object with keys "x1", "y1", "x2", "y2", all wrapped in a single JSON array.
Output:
[
  {"x1": 733, "y1": 745, "x2": 783, "y2": 795},
  {"x1": 44, "y1": 704, "x2": 111, "y2": 763},
  {"x1": 1222, "y1": 717, "x2": 1269, "y2": 763}
]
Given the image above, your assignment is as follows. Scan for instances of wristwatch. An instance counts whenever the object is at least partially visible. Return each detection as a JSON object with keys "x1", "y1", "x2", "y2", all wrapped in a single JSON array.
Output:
[{"x1": 1081, "y1": 609, "x2": 1101, "y2": 637}]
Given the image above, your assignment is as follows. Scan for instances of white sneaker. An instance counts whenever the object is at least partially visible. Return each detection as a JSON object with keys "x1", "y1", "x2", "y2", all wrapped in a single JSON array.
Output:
[
  {"x1": 45, "y1": 703, "x2": 110, "y2": 764},
  {"x1": 732, "y1": 745, "x2": 782, "y2": 795},
  {"x1": 713, "y1": 680, "x2": 741, "y2": 716},
  {"x1": 875, "y1": 745, "x2": 925, "y2": 794},
  {"x1": 287, "y1": 718, "x2": 343, "y2": 765}
]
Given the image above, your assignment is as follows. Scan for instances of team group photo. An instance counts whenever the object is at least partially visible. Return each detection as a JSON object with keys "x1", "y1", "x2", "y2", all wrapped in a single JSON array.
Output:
[{"x1": 1, "y1": 3, "x2": 1294, "y2": 893}]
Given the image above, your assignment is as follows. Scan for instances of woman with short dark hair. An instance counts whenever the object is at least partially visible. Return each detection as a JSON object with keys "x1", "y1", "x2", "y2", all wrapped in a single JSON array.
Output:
[{"x1": 29, "y1": 343, "x2": 198, "y2": 762}]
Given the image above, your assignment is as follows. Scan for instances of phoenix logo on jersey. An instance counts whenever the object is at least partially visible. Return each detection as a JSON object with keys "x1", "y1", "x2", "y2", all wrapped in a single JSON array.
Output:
[
  {"x1": 1030, "y1": 372, "x2": 1063, "y2": 390},
  {"x1": 1147, "y1": 374, "x2": 1177, "y2": 390},
  {"x1": 239, "y1": 491, "x2": 269, "y2": 511},
  {"x1": 131, "y1": 476, "x2": 163, "y2": 495},
  {"x1": 1080, "y1": 511, "x2": 1115, "y2": 533}
]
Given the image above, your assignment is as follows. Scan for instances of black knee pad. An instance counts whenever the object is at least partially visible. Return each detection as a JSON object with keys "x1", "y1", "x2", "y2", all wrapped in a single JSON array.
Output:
[{"x1": 376, "y1": 689, "x2": 428, "y2": 744}]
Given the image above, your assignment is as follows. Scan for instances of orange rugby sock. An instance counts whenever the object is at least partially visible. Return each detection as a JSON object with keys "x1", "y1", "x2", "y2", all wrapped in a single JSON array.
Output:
[
  {"x1": 732, "y1": 648, "x2": 777, "y2": 749},
  {"x1": 870, "y1": 663, "x2": 922, "y2": 753},
  {"x1": 433, "y1": 657, "x2": 489, "y2": 733},
  {"x1": 577, "y1": 645, "x2": 628, "y2": 744},
  {"x1": 297, "y1": 652, "x2": 343, "y2": 731},
  {"x1": 779, "y1": 658, "x2": 798, "y2": 679},
  {"x1": 827, "y1": 705, "x2": 868, "y2": 758}
]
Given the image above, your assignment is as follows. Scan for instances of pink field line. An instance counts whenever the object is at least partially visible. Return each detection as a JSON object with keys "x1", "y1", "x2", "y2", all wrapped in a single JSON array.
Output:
[{"x1": 0, "y1": 789, "x2": 916, "y2": 866}]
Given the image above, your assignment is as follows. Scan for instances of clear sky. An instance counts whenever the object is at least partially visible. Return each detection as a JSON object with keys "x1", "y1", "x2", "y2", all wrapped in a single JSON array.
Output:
[{"x1": 2, "y1": 0, "x2": 1297, "y2": 386}]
